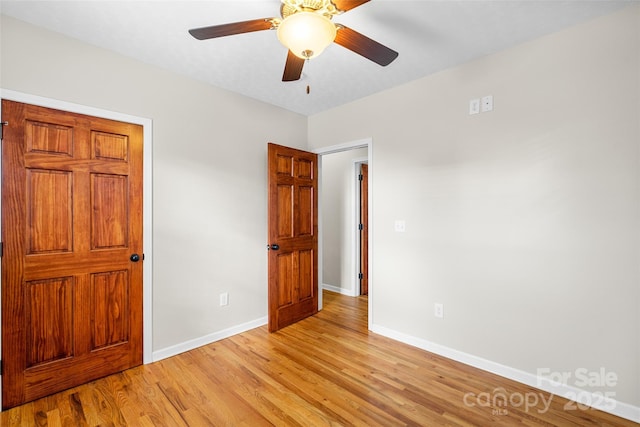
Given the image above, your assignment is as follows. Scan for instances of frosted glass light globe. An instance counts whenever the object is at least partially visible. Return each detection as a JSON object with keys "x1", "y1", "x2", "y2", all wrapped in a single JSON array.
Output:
[{"x1": 277, "y1": 12, "x2": 337, "y2": 59}]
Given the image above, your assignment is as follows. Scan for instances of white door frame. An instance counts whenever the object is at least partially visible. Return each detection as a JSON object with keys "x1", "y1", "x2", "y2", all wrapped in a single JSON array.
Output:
[
  {"x1": 0, "y1": 91, "x2": 154, "y2": 382},
  {"x1": 314, "y1": 138, "x2": 373, "y2": 330}
]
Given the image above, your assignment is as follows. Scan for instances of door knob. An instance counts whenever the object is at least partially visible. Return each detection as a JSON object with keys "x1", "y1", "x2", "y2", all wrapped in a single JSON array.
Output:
[
  {"x1": 130, "y1": 253, "x2": 140, "y2": 262},
  {"x1": 270, "y1": 244, "x2": 280, "y2": 251}
]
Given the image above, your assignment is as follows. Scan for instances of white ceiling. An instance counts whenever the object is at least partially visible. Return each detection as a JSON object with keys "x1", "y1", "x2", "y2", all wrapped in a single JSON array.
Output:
[{"x1": 0, "y1": 0, "x2": 632, "y2": 116}]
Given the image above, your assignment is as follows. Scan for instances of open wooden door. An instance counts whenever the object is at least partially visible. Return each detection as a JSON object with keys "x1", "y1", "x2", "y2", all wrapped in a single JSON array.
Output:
[
  {"x1": 1, "y1": 100, "x2": 144, "y2": 409},
  {"x1": 267, "y1": 143, "x2": 318, "y2": 332},
  {"x1": 360, "y1": 163, "x2": 369, "y2": 295}
]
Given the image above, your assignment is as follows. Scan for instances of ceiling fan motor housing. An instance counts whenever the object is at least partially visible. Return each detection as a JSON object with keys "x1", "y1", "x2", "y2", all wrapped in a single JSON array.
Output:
[{"x1": 280, "y1": 0, "x2": 341, "y2": 19}]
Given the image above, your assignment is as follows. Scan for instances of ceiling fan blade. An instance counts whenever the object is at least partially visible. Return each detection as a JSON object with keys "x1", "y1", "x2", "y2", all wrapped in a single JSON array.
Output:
[
  {"x1": 189, "y1": 19, "x2": 273, "y2": 40},
  {"x1": 331, "y1": 0, "x2": 371, "y2": 12},
  {"x1": 334, "y1": 26, "x2": 398, "y2": 66},
  {"x1": 282, "y1": 50, "x2": 305, "y2": 82}
]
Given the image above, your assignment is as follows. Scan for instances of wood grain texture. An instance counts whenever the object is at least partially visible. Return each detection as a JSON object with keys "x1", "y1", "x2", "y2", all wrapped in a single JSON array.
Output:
[
  {"x1": 334, "y1": 25, "x2": 398, "y2": 66},
  {"x1": 282, "y1": 50, "x2": 305, "y2": 82},
  {"x1": 1, "y1": 100, "x2": 144, "y2": 409},
  {"x1": 268, "y1": 143, "x2": 318, "y2": 332},
  {"x1": 188, "y1": 19, "x2": 273, "y2": 40},
  {"x1": 360, "y1": 163, "x2": 368, "y2": 295},
  {"x1": 1, "y1": 291, "x2": 636, "y2": 426}
]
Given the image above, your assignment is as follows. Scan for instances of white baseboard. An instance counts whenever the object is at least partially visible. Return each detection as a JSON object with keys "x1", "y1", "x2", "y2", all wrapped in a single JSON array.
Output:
[
  {"x1": 370, "y1": 324, "x2": 640, "y2": 423},
  {"x1": 322, "y1": 283, "x2": 358, "y2": 297},
  {"x1": 152, "y1": 316, "x2": 267, "y2": 362}
]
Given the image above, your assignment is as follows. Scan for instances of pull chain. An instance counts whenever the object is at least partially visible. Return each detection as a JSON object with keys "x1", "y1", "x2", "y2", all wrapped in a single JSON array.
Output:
[{"x1": 305, "y1": 58, "x2": 311, "y2": 95}]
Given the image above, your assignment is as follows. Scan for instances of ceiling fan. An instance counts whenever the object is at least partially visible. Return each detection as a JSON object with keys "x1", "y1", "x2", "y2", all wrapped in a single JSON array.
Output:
[{"x1": 188, "y1": 0, "x2": 399, "y2": 82}]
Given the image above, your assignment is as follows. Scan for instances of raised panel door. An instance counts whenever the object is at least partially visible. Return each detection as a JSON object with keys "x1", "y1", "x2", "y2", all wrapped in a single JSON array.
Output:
[
  {"x1": 267, "y1": 143, "x2": 318, "y2": 332},
  {"x1": 1, "y1": 100, "x2": 144, "y2": 409}
]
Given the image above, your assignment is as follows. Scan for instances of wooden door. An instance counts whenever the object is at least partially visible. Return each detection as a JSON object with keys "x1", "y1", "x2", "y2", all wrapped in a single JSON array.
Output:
[
  {"x1": 1, "y1": 100, "x2": 144, "y2": 409},
  {"x1": 267, "y1": 143, "x2": 318, "y2": 332},
  {"x1": 360, "y1": 163, "x2": 369, "y2": 295}
]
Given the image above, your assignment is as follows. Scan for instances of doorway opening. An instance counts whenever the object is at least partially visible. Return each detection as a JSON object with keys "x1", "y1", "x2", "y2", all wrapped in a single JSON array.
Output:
[{"x1": 315, "y1": 138, "x2": 372, "y2": 329}]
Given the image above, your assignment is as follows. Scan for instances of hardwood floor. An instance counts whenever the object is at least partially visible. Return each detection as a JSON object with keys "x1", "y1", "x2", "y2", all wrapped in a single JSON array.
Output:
[{"x1": 1, "y1": 291, "x2": 636, "y2": 426}]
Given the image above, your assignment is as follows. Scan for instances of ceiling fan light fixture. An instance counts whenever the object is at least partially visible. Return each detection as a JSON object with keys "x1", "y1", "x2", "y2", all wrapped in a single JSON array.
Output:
[{"x1": 276, "y1": 11, "x2": 337, "y2": 60}]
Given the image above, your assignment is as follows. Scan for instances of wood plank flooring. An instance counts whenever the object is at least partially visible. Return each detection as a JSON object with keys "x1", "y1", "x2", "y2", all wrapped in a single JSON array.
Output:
[{"x1": 1, "y1": 291, "x2": 636, "y2": 426}]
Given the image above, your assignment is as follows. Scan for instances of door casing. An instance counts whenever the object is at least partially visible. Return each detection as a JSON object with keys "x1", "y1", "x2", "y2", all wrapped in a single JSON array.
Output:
[{"x1": 0, "y1": 89, "x2": 154, "y2": 409}]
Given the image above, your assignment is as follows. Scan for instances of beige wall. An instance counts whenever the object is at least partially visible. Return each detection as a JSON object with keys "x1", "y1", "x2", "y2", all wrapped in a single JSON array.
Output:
[
  {"x1": 0, "y1": 15, "x2": 308, "y2": 352},
  {"x1": 309, "y1": 5, "x2": 640, "y2": 409}
]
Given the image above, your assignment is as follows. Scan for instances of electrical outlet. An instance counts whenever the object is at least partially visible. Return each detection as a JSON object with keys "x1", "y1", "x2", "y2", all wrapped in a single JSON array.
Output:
[
  {"x1": 220, "y1": 292, "x2": 229, "y2": 306},
  {"x1": 434, "y1": 303, "x2": 444, "y2": 319},
  {"x1": 481, "y1": 95, "x2": 493, "y2": 112}
]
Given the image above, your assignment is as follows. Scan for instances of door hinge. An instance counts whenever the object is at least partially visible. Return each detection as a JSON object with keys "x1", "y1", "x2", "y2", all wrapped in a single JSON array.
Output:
[
  {"x1": 358, "y1": 273, "x2": 364, "y2": 280},
  {"x1": 358, "y1": 223, "x2": 363, "y2": 231},
  {"x1": 358, "y1": 174, "x2": 363, "y2": 181},
  {"x1": 0, "y1": 241, "x2": 3, "y2": 257},
  {"x1": 0, "y1": 360, "x2": 3, "y2": 375},
  {"x1": 0, "y1": 121, "x2": 8, "y2": 140}
]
